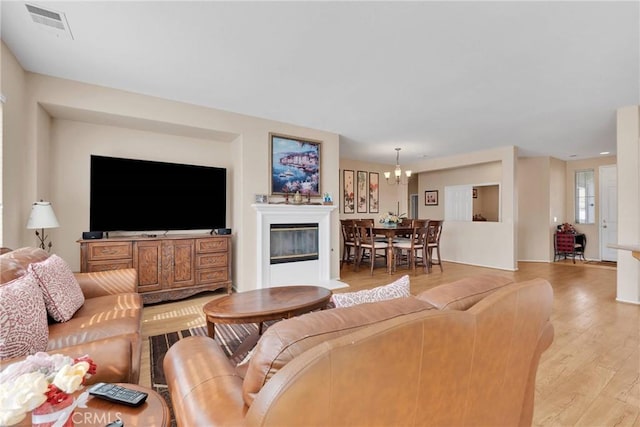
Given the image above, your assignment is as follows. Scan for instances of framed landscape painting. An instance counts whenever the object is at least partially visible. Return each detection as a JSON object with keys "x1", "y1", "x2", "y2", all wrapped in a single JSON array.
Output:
[
  {"x1": 357, "y1": 171, "x2": 368, "y2": 213},
  {"x1": 269, "y1": 133, "x2": 321, "y2": 196},
  {"x1": 343, "y1": 170, "x2": 355, "y2": 213},
  {"x1": 369, "y1": 172, "x2": 379, "y2": 213}
]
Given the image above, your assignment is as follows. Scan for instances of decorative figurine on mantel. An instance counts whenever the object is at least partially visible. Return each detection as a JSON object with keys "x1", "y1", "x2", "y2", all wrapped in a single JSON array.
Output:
[{"x1": 293, "y1": 191, "x2": 303, "y2": 204}]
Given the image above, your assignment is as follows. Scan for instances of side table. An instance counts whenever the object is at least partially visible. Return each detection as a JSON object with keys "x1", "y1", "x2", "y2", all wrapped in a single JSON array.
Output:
[{"x1": 17, "y1": 383, "x2": 170, "y2": 427}]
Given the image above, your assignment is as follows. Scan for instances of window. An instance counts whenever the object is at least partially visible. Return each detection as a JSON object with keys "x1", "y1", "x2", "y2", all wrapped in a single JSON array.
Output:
[{"x1": 575, "y1": 170, "x2": 595, "y2": 224}]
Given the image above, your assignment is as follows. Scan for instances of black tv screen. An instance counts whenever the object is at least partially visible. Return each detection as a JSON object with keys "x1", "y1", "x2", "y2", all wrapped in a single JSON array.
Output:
[{"x1": 90, "y1": 155, "x2": 226, "y2": 232}]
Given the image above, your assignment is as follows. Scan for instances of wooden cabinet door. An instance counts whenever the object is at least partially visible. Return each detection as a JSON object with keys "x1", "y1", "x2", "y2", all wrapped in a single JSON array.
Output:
[
  {"x1": 162, "y1": 239, "x2": 195, "y2": 289},
  {"x1": 134, "y1": 241, "x2": 162, "y2": 292}
]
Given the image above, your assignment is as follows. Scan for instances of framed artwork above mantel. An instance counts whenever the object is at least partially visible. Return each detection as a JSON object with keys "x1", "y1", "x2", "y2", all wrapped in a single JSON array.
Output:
[{"x1": 269, "y1": 133, "x2": 321, "y2": 196}]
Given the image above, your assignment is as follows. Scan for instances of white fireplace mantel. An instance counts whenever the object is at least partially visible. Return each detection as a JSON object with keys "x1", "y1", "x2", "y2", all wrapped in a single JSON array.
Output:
[{"x1": 252, "y1": 203, "x2": 347, "y2": 290}]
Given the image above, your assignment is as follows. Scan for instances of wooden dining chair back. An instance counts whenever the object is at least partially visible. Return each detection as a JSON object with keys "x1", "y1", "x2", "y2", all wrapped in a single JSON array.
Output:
[
  {"x1": 412, "y1": 219, "x2": 428, "y2": 228},
  {"x1": 359, "y1": 218, "x2": 374, "y2": 226},
  {"x1": 389, "y1": 218, "x2": 414, "y2": 242},
  {"x1": 354, "y1": 220, "x2": 389, "y2": 275},
  {"x1": 394, "y1": 226, "x2": 429, "y2": 274},
  {"x1": 399, "y1": 218, "x2": 412, "y2": 227},
  {"x1": 340, "y1": 219, "x2": 357, "y2": 268},
  {"x1": 426, "y1": 220, "x2": 444, "y2": 272}
]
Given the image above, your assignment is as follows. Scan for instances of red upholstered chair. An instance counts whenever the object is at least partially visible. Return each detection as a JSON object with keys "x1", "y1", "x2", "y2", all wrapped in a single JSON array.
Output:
[{"x1": 554, "y1": 232, "x2": 585, "y2": 263}]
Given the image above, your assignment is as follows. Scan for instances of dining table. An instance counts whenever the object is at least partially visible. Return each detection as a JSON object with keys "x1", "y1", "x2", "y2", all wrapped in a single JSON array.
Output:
[{"x1": 372, "y1": 225, "x2": 414, "y2": 274}]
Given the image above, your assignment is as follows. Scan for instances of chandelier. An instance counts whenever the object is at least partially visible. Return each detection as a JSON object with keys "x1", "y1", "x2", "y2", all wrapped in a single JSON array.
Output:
[{"x1": 384, "y1": 148, "x2": 412, "y2": 185}]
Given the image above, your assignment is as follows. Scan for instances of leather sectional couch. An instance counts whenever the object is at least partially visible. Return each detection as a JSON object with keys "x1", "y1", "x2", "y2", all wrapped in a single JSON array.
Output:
[
  {"x1": 0, "y1": 247, "x2": 143, "y2": 384},
  {"x1": 164, "y1": 275, "x2": 554, "y2": 426}
]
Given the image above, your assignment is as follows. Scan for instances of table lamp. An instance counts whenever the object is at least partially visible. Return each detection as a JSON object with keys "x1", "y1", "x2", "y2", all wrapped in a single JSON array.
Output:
[{"x1": 26, "y1": 201, "x2": 60, "y2": 251}]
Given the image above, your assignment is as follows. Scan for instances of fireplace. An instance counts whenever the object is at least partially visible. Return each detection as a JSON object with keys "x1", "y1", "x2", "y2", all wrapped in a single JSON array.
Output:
[
  {"x1": 270, "y1": 223, "x2": 319, "y2": 264},
  {"x1": 252, "y1": 203, "x2": 346, "y2": 290}
]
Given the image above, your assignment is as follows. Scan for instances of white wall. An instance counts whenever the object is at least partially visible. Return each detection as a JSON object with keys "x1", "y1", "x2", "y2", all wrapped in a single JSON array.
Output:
[
  {"x1": 518, "y1": 157, "x2": 551, "y2": 262},
  {"x1": 410, "y1": 146, "x2": 518, "y2": 271},
  {"x1": 3, "y1": 54, "x2": 341, "y2": 292},
  {"x1": 1, "y1": 42, "x2": 28, "y2": 247},
  {"x1": 615, "y1": 106, "x2": 640, "y2": 304},
  {"x1": 338, "y1": 158, "x2": 406, "y2": 222},
  {"x1": 49, "y1": 119, "x2": 234, "y2": 270},
  {"x1": 549, "y1": 157, "x2": 566, "y2": 260}
]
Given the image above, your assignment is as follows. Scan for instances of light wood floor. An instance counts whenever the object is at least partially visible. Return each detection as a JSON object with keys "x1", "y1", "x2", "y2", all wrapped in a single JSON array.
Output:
[{"x1": 140, "y1": 261, "x2": 640, "y2": 426}]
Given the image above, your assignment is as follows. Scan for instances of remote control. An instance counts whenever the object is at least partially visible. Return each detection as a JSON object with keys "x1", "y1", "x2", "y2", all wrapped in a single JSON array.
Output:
[{"x1": 89, "y1": 383, "x2": 148, "y2": 407}]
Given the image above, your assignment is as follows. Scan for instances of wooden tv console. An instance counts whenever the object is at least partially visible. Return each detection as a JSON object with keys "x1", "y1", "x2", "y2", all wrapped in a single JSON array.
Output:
[{"x1": 78, "y1": 234, "x2": 232, "y2": 304}]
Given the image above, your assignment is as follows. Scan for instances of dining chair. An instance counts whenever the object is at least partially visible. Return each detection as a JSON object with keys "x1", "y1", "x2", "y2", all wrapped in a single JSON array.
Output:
[
  {"x1": 426, "y1": 220, "x2": 444, "y2": 272},
  {"x1": 412, "y1": 219, "x2": 428, "y2": 228},
  {"x1": 354, "y1": 220, "x2": 389, "y2": 275},
  {"x1": 393, "y1": 226, "x2": 429, "y2": 274},
  {"x1": 392, "y1": 219, "x2": 425, "y2": 265},
  {"x1": 340, "y1": 219, "x2": 357, "y2": 269},
  {"x1": 399, "y1": 218, "x2": 413, "y2": 227},
  {"x1": 392, "y1": 218, "x2": 417, "y2": 244}
]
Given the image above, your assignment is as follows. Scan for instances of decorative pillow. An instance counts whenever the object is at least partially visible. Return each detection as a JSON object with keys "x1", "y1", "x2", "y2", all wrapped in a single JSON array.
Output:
[
  {"x1": 0, "y1": 271, "x2": 49, "y2": 359},
  {"x1": 330, "y1": 275, "x2": 410, "y2": 308},
  {"x1": 29, "y1": 255, "x2": 85, "y2": 322},
  {"x1": 235, "y1": 348, "x2": 255, "y2": 379}
]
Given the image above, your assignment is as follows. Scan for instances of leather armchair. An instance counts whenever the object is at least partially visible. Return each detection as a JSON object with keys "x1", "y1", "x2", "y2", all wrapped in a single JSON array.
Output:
[{"x1": 164, "y1": 275, "x2": 553, "y2": 426}]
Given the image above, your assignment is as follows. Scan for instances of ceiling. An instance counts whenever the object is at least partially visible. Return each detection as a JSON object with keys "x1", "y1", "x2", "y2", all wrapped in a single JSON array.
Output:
[{"x1": 2, "y1": 1, "x2": 639, "y2": 165}]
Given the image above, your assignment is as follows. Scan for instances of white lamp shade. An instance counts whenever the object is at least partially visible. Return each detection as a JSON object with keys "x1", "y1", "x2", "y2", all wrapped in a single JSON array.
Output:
[{"x1": 26, "y1": 201, "x2": 60, "y2": 229}]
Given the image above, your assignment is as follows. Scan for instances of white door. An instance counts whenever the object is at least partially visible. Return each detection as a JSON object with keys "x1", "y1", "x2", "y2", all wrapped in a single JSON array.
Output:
[{"x1": 599, "y1": 165, "x2": 617, "y2": 261}]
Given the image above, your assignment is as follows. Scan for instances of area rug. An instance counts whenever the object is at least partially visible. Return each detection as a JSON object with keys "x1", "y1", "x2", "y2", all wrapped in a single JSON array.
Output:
[{"x1": 149, "y1": 322, "x2": 260, "y2": 427}]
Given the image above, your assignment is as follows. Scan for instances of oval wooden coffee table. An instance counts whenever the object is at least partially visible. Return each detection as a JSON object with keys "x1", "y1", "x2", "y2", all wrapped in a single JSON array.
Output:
[{"x1": 203, "y1": 285, "x2": 332, "y2": 343}]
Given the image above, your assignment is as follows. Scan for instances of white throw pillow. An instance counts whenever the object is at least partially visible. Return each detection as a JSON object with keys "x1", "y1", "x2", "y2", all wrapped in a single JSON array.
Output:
[
  {"x1": 29, "y1": 255, "x2": 85, "y2": 322},
  {"x1": 0, "y1": 271, "x2": 49, "y2": 358},
  {"x1": 330, "y1": 275, "x2": 410, "y2": 308}
]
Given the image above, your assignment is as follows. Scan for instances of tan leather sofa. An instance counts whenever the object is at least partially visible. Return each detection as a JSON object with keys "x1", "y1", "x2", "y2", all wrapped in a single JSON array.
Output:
[
  {"x1": 0, "y1": 247, "x2": 143, "y2": 384},
  {"x1": 164, "y1": 275, "x2": 554, "y2": 426}
]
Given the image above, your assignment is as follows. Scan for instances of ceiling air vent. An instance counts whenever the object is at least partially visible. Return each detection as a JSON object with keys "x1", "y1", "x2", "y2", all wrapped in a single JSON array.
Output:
[{"x1": 26, "y1": 3, "x2": 74, "y2": 40}]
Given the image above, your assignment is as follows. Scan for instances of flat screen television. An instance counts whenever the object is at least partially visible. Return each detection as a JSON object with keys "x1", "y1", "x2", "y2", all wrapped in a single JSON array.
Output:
[{"x1": 90, "y1": 155, "x2": 226, "y2": 232}]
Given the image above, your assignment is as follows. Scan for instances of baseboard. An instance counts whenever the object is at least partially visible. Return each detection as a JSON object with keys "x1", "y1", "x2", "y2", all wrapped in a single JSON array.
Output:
[
  {"x1": 443, "y1": 260, "x2": 518, "y2": 272},
  {"x1": 615, "y1": 298, "x2": 640, "y2": 305}
]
